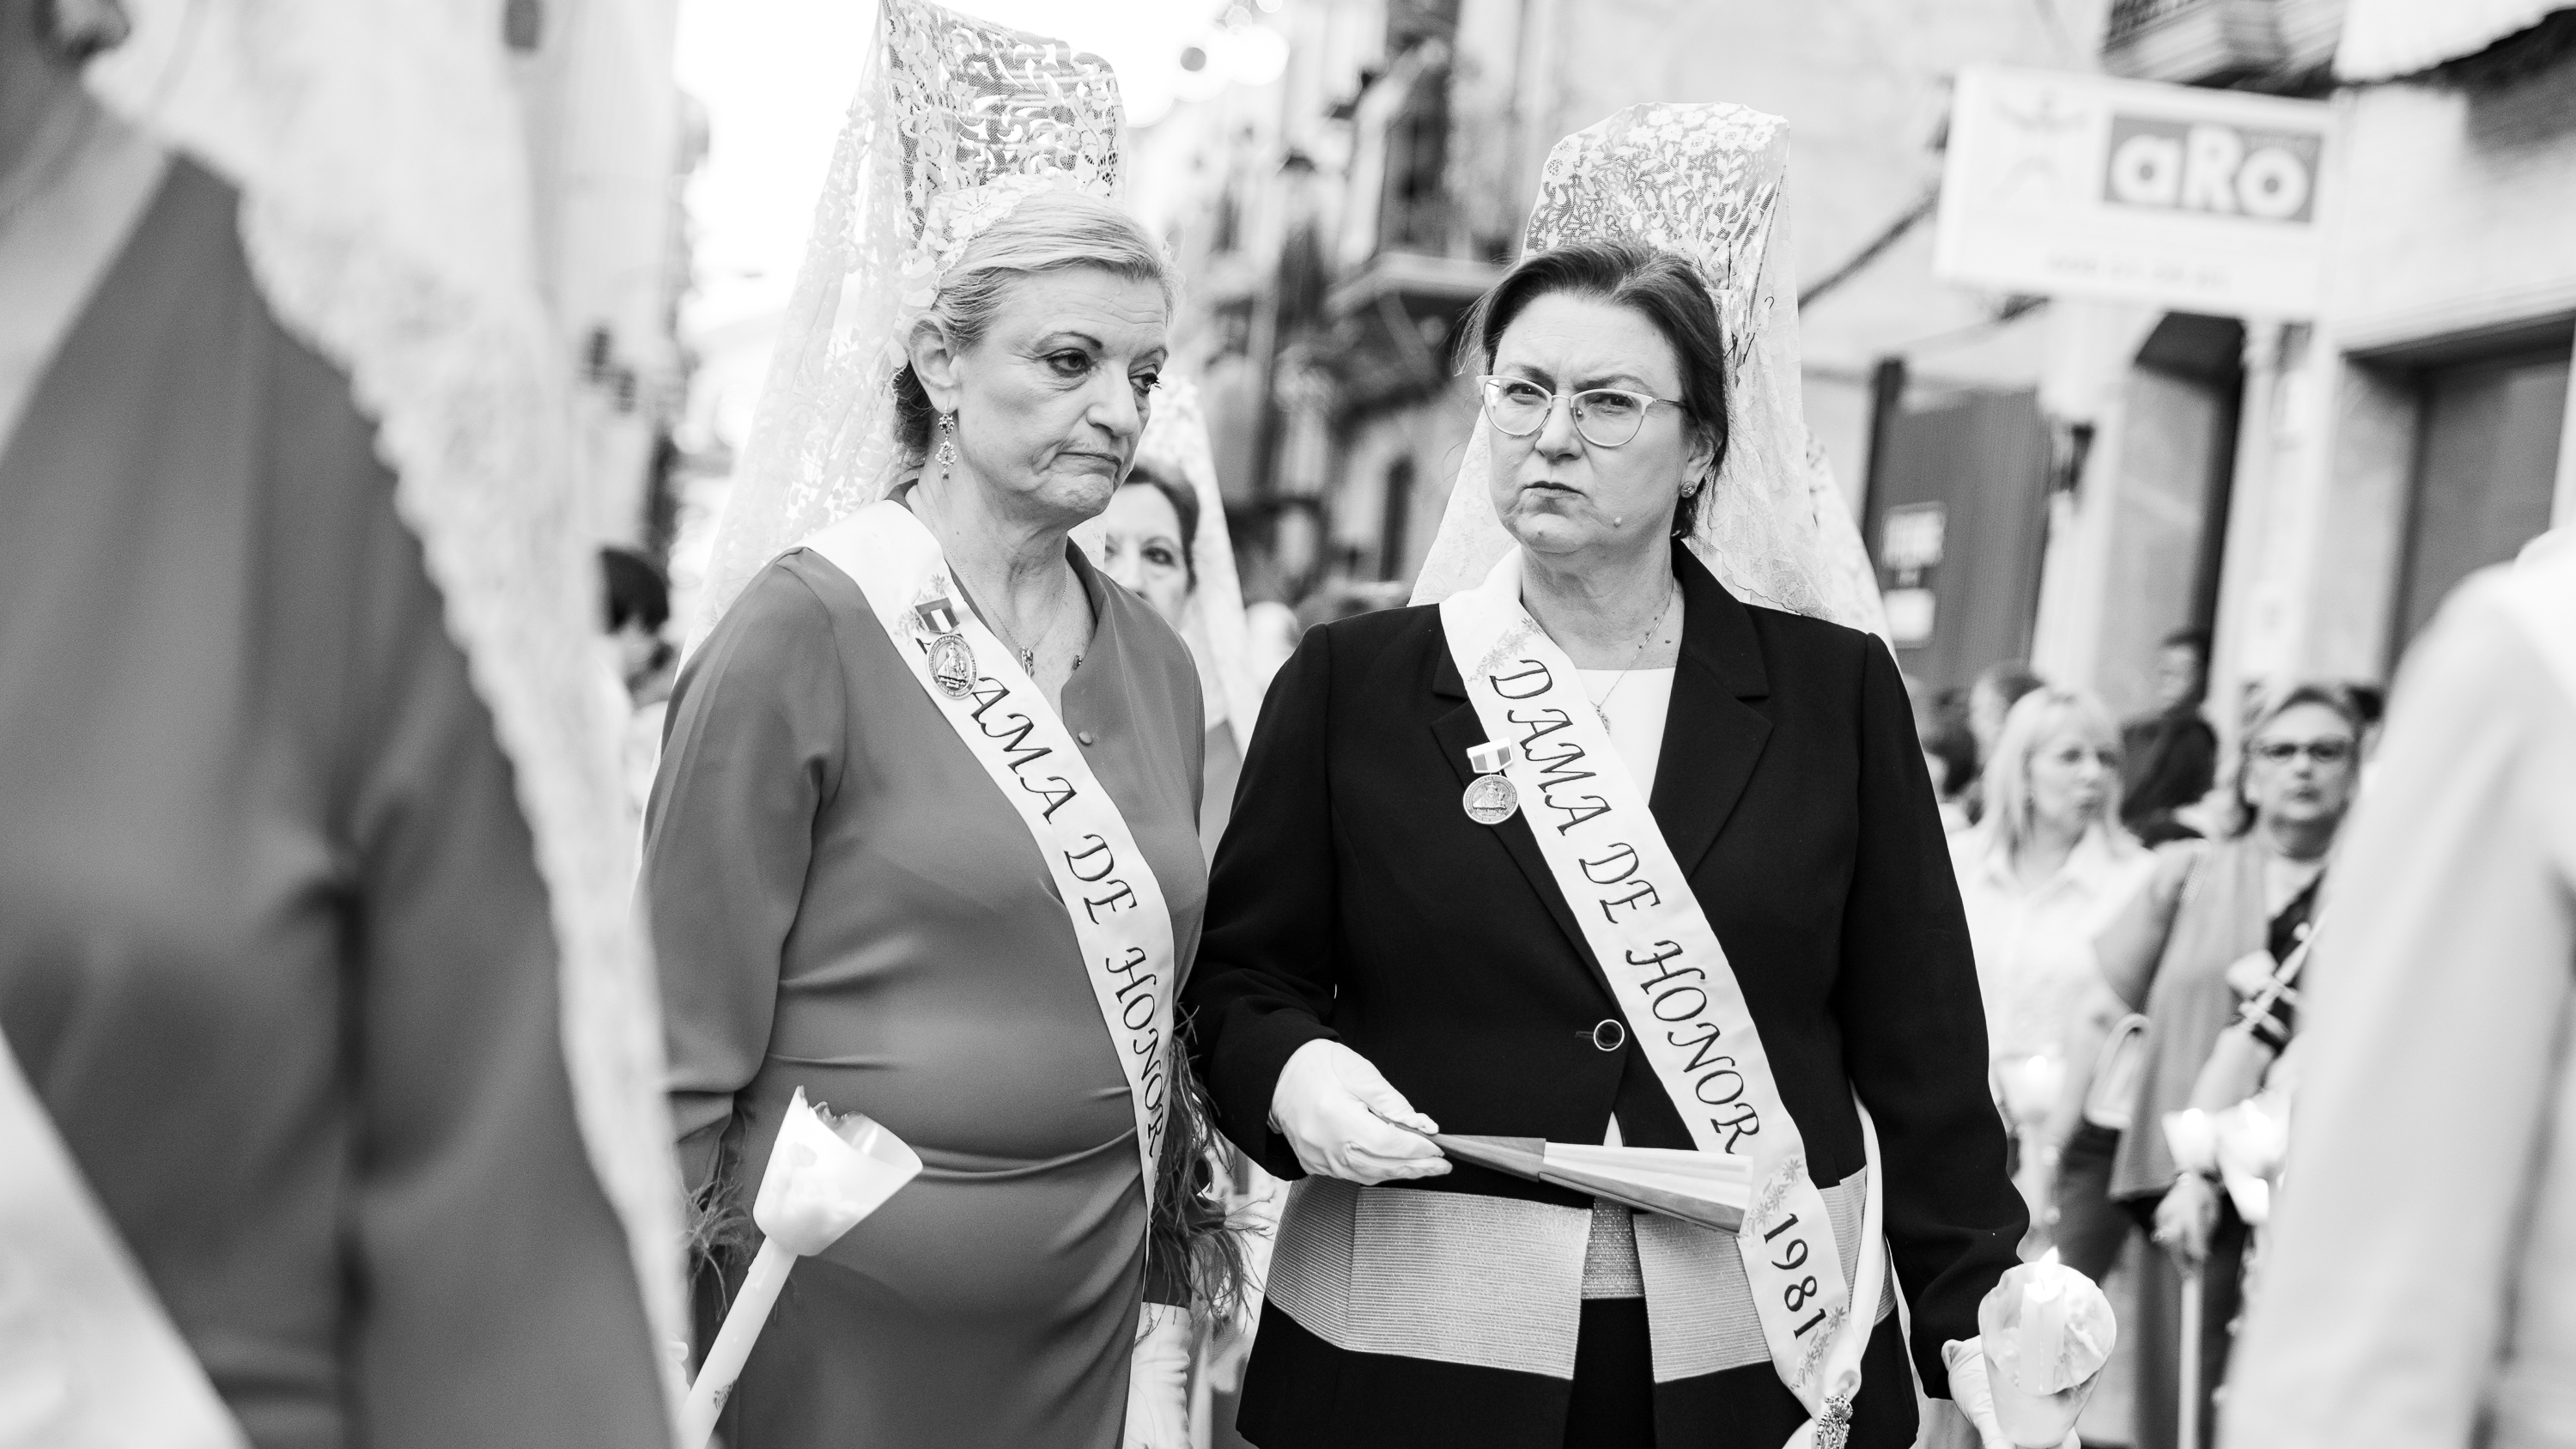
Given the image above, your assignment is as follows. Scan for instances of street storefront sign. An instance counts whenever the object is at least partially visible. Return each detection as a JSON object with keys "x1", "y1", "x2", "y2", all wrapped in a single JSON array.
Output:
[{"x1": 1935, "y1": 66, "x2": 2341, "y2": 318}]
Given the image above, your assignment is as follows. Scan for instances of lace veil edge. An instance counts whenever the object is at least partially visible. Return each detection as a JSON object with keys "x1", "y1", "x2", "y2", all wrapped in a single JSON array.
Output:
[
  {"x1": 696, "y1": 0, "x2": 1129, "y2": 647},
  {"x1": 89, "y1": 4, "x2": 691, "y2": 1415}
]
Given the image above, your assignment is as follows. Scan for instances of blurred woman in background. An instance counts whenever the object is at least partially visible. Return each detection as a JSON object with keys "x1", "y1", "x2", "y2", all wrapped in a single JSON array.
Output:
[
  {"x1": 1089, "y1": 465, "x2": 1240, "y2": 848},
  {"x1": 1078, "y1": 389, "x2": 1267, "y2": 857},
  {"x1": 2045, "y1": 680, "x2": 2366, "y2": 1449},
  {"x1": 1078, "y1": 398, "x2": 1283, "y2": 1443},
  {"x1": 1949, "y1": 689, "x2": 2152, "y2": 1251}
]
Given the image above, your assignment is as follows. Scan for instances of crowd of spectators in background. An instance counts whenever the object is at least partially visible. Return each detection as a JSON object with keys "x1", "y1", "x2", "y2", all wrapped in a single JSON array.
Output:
[{"x1": 1909, "y1": 625, "x2": 2390, "y2": 1449}]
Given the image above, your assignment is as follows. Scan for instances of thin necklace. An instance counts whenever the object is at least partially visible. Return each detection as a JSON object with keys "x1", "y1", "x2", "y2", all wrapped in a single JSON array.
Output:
[
  {"x1": 952, "y1": 567, "x2": 1079, "y2": 679},
  {"x1": 1583, "y1": 579, "x2": 1677, "y2": 729},
  {"x1": 901, "y1": 483, "x2": 1081, "y2": 679}
]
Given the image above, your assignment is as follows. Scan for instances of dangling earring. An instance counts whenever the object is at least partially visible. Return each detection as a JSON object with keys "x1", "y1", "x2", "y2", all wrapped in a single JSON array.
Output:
[{"x1": 936, "y1": 412, "x2": 958, "y2": 484}]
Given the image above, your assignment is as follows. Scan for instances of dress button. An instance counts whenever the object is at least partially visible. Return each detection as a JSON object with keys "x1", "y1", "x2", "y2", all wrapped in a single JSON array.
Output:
[
  {"x1": 1077, "y1": 731, "x2": 1096, "y2": 746},
  {"x1": 1590, "y1": 1019, "x2": 1627, "y2": 1052}
]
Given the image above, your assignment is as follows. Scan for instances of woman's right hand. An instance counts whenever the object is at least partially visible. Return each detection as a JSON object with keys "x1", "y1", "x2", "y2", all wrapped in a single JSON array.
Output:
[
  {"x1": 2153, "y1": 1172, "x2": 2219, "y2": 1267},
  {"x1": 1268, "y1": 1040, "x2": 1450, "y2": 1184}
]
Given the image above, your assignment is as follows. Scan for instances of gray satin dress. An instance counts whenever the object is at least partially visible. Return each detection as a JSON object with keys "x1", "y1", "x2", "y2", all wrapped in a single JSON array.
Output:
[
  {"x1": 647, "y1": 545, "x2": 1207, "y2": 1448},
  {"x1": 0, "y1": 157, "x2": 667, "y2": 1447}
]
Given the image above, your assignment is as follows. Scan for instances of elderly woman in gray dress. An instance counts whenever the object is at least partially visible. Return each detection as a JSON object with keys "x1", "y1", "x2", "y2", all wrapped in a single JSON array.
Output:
[{"x1": 644, "y1": 6, "x2": 1212, "y2": 1446}]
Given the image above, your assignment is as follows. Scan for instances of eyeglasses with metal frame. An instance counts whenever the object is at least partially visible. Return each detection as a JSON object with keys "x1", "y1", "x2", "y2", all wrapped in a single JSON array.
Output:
[{"x1": 1477, "y1": 374, "x2": 1687, "y2": 449}]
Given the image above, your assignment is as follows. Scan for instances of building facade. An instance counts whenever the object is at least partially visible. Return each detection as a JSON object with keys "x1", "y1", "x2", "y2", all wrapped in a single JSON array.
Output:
[
  {"x1": 2025, "y1": 0, "x2": 2576, "y2": 725},
  {"x1": 1139, "y1": 0, "x2": 2575, "y2": 727},
  {"x1": 1134, "y1": 0, "x2": 2100, "y2": 610},
  {"x1": 507, "y1": 0, "x2": 699, "y2": 551}
]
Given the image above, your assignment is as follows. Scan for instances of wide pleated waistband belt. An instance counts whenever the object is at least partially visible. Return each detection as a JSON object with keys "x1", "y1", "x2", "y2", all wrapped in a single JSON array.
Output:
[{"x1": 1264, "y1": 1174, "x2": 1886, "y2": 1383}]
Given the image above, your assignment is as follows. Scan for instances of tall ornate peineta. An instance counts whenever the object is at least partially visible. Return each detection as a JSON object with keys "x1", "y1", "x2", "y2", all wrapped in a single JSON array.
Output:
[{"x1": 698, "y1": 0, "x2": 1132, "y2": 637}]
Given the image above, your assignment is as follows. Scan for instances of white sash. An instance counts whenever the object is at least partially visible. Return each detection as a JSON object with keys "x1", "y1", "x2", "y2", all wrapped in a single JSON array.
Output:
[
  {"x1": 804, "y1": 501, "x2": 1177, "y2": 1202},
  {"x1": 0, "y1": 1032, "x2": 250, "y2": 1447},
  {"x1": 1441, "y1": 550, "x2": 1883, "y2": 1440}
]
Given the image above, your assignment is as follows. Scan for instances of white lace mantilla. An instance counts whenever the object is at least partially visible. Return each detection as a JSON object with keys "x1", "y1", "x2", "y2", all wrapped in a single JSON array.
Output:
[
  {"x1": 697, "y1": 0, "x2": 1128, "y2": 638},
  {"x1": 1411, "y1": 103, "x2": 1887, "y2": 640}
]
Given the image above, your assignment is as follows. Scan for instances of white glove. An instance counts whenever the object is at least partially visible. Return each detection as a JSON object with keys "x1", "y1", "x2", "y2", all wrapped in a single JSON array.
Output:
[
  {"x1": 1945, "y1": 1338, "x2": 2081, "y2": 1449},
  {"x1": 1268, "y1": 1039, "x2": 1449, "y2": 1185},
  {"x1": 1123, "y1": 1303, "x2": 1192, "y2": 1449}
]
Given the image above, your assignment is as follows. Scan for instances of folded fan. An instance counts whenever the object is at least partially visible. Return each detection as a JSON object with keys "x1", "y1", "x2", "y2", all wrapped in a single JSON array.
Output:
[{"x1": 1428, "y1": 1134, "x2": 1753, "y2": 1233}]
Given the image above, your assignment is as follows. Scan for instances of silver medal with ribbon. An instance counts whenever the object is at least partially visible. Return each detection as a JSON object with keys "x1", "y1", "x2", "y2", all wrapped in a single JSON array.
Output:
[
  {"x1": 1461, "y1": 740, "x2": 1519, "y2": 825},
  {"x1": 913, "y1": 593, "x2": 976, "y2": 699}
]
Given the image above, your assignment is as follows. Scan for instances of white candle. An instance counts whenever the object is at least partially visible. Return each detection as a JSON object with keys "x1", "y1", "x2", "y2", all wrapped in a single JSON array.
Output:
[
  {"x1": 1978, "y1": 1261, "x2": 2117, "y2": 1446},
  {"x1": 678, "y1": 1089, "x2": 921, "y2": 1447}
]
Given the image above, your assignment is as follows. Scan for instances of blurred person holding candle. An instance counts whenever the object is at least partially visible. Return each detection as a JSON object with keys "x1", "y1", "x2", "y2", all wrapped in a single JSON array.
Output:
[
  {"x1": 2045, "y1": 680, "x2": 2366, "y2": 1449},
  {"x1": 0, "y1": 1, "x2": 683, "y2": 1444},
  {"x1": 1949, "y1": 688, "x2": 2153, "y2": 1254}
]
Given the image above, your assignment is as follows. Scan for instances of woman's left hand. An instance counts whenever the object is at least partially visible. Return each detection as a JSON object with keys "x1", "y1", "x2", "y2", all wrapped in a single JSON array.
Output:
[
  {"x1": 1122, "y1": 1303, "x2": 1193, "y2": 1449},
  {"x1": 1943, "y1": 1339, "x2": 2083, "y2": 1449},
  {"x1": 2153, "y1": 1173, "x2": 2219, "y2": 1267}
]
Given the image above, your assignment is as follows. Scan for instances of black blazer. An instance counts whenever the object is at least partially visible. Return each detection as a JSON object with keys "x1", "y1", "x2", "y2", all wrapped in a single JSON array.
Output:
[{"x1": 1185, "y1": 545, "x2": 2023, "y2": 1449}]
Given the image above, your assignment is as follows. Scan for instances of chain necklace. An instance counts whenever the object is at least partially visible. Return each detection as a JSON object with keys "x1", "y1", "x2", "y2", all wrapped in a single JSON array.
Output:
[
  {"x1": 1582, "y1": 577, "x2": 1679, "y2": 729},
  {"x1": 900, "y1": 482, "x2": 1082, "y2": 680},
  {"x1": 952, "y1": 569, "x2": 1080, "y2": 679}
]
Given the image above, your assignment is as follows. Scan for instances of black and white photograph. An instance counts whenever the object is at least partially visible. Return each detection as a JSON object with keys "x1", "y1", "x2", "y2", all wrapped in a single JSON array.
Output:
[{"x1": 2, "y1": 0, "x2": 2570, "y2": 1446}]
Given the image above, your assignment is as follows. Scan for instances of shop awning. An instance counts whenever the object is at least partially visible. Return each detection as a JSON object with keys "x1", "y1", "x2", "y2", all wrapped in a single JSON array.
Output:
[{"x1": 2336, "y1": 0, "x2": 2573, "y2": 81}]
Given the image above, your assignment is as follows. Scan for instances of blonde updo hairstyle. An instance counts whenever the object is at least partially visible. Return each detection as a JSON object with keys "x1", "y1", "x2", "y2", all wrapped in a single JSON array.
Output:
[{"x1": 890, "y1": 190, "x2": 1179, "y2": 466}]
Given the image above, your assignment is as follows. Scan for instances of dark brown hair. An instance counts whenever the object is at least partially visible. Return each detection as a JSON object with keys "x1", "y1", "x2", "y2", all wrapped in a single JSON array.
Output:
[
  {"x1": 1458, "y1": 240, "x2": 1730, "y2": 537},
  {"x1": 1120, "y1": 462, "x2": 1200, "y2": 587}
]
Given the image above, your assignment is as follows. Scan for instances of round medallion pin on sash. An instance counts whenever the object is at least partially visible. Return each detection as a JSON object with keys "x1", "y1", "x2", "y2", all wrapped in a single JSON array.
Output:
[
  {"x1": 1461, "y1": 741, "x2": 1519, "y2": 825},
  {"x1": 913, "y1": 593, "x2": 976, "y2": 699}
]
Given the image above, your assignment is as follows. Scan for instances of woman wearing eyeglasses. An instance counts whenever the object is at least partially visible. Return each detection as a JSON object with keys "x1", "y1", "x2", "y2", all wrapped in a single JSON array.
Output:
[
  {"x1": 2043, "y1": 680, "x2": 2366, "y2": 1449},
  {"x1": 1186, "y1": 103, "x2": 2032, "y2": 1449}
]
